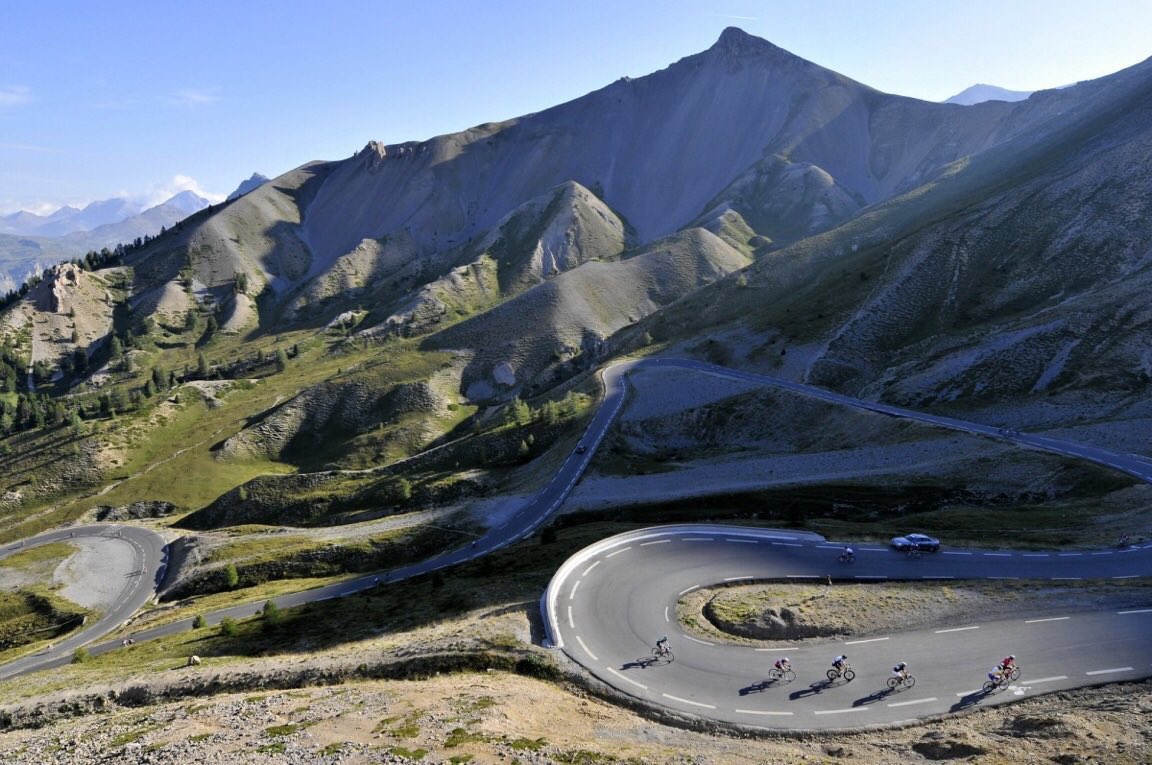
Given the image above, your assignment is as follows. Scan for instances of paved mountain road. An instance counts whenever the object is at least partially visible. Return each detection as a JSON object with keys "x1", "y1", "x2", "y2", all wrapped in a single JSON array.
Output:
[
  {"x1": 0, "y1": 524, "x2": 167, "y2": 681},
  {"x1": 2, "y1": 358, "x2": 1149, "y2": 730},
  {"x1": 544, "y1": 524, "x2": 1151, "y2": 730}
]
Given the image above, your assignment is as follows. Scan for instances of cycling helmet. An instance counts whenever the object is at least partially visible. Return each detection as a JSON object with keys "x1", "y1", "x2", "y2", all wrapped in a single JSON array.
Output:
[
  {"x1": 1008, "y1": 655, "x2": 1015, "y2": 660},
  {"x1": 784, "y1": 657, "x2": 790, "y2": 662}
]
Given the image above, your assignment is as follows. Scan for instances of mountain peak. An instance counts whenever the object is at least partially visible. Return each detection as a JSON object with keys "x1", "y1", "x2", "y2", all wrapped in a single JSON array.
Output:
[{"x1": 712, "y1": 27, "x2": 780, "y2": 57}]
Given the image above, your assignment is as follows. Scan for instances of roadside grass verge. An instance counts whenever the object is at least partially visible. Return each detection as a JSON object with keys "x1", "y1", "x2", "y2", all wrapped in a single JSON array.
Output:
[{"x1": 0, "y1": 541, "x2": 76, "y2": 571}]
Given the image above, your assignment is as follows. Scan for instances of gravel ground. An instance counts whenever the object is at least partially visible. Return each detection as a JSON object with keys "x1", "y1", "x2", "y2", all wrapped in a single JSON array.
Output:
[{"x1": 52, "y1": 537, "x2": 138, "y2": 611}]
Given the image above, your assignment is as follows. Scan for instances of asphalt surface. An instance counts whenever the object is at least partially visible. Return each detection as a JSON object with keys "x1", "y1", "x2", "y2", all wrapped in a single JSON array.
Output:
[
  {"x1": 0, "y1": 524, "x2": 168, "y2": 680},
  {"x1": 3, "y1": 357, "x2": 1151, "y2": 729},
  {"x1": 544, "y1": 524, "x2": 1152, "y2": 730}
]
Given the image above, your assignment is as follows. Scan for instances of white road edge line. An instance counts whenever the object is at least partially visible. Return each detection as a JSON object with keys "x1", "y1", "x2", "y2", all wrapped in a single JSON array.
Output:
[
  {"x1": 724, "y1": 576, "x2": 754, "y2": 582},
  {"x1": 679, "y1": 585, "x2": 700, "y2": 596},
  {"x1": 664, "y1": 606, "x2": 670, "y2": 623},
  {"x1": 1086, "y1": 667, "x2": 1134, "y2": 675},
  {"x1": 1118, "y1": 608, "x2": 1152, "y2": 614},
  {"x1": 575, "y1": 635, "x2": 598, "y2": 661},
  {"x1": 662, "y1": 693, "x2": 715, "y2": 709},
  {"x1": 567, "y1": 606, "x2": 574, "y2": 630},
  {"x1": 684, "y1": 635, "x2": 714, "y2": 646},
  {"x1": 607, "y1": 667, "x2": 647, "y2": 689},
  {"x1": 887, "y1": 697, "x2": 937, "y2": 708}
]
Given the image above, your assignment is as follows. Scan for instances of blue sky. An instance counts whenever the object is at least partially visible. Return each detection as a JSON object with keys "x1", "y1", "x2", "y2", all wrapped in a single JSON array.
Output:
[{"x1": 2, "y1": 0, "x2": 1150, "y2": 215}]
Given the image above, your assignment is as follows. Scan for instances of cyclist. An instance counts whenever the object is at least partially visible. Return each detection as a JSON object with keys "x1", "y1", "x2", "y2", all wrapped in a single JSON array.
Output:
[
  {"x1": 841, "y1": 545, "x2": 855, "y2": 561},
  {"x1": 832, "y1": 654, "x2": 848, "y2": 676},
  {"x1": 892, "y1": 661, "x2": 908, "y2": 681},
  {"x1": 774, "y1": 657, "x2": 791, "y2": 673},
  {"x1": 998, "y1": 655, "x2": 1016, "y2": 673},
  {"x1": 655, "y1": 636, "x2": 670, "y2": 656}
]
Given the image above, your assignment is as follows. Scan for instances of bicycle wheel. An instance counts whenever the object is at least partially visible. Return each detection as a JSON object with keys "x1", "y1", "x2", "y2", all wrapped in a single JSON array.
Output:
[
  {"x1": 905, "y1": 675, "x2": 916, "y2": 688},
  {"x1": 1008, "y1": 666, "x2": 1021, "y2": 681},
  {"x1": 843, "y1": 668, "x2": 855, "y2": 681},
  {"x1": 826, "y1": 668, "x2": 839, "y2": 681},
  {"x1": 887, "y1": 676, "x2": 900, "y2": 689},
  {"x1": 982, "y1": 680, "x2": 998, "y2": 693},
  {"x1": 784, "y1": 669, "x2": 795, "y2": 682}
]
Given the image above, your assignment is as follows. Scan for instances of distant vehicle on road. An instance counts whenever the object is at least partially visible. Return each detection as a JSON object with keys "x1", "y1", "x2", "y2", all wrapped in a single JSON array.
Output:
[
  {"x1": 890, "y1": 533, "x2": 940, "y2": 552},
  {"x1": 576, "y1": 444, "x2": 586, "y2": 454}
]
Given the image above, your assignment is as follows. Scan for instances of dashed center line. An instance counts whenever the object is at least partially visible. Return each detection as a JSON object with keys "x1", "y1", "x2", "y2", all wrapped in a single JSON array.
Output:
[
  {"x1": 935, "y1": 625, "x2": 979, "y2": 634},
  {"x1": 845, "y1": 637, "x2": 889, "y2": 645},
  {"x1": 725, "y1": 538, "x2": 758, "y2": 544},
  {"x1": 724, "y1": 576, "x2": 754, "y2": 582},
  {"x1": 640, "y1": 540, "x2": 670, "y2": 546},
  {"x1": 569, "y1": 580, "x2": 581, "y2": 600},
  {"x1": 1086, "y1": 667, "x2": 1133, "y2": 676},
  {"x1": 581, "y1": 560, "x2": 601, "y2": 576},
  {"x1": 1025, "y1": 616, "x2": 1070, "y2": 624},
  {"x1": 1118, "y1": 608, "x2": 1152, "y2": 615},
  {"x1": 605, "y1": 546, "x2": 632, "y2": 558},
  {"x1": 684, "y1": 635, "x2": 714, "y2": 646},
  {"x1": 682, "y1": 538, "x2": 714, "y2": 542},
  {"x1": 1028, "y1": 676, "x2": 1068, "y2": 684},
  {"x1": 735, "y1": 709, "x2": 794, "y2": 716},
  {"x1": 679, "y1": 585, "x2": 700, "y2": 596},
  {"x1": 814, "y1": 707, "x2": 867, "y2": 715}
]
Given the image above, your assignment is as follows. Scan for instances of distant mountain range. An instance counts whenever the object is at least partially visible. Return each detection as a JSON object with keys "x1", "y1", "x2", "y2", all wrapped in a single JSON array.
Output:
[
  {"x1": 0, "y1": 191, "x2": 209, "y2": 238},
  {"x1": 945, "y1": 83, "x2": 1035, "y2": 105},
  {"x1": 0, "y1": 174, "x2": 268, "y2": 291}
]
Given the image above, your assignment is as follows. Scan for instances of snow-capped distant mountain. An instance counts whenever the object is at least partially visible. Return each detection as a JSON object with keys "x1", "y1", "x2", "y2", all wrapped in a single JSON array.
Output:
[
  {"x1": 226, "y1": 173, "x2": 270, "y2": 201},
  {"x1": 944, "y1": 84, "x2": 1033, "y2": 105}
]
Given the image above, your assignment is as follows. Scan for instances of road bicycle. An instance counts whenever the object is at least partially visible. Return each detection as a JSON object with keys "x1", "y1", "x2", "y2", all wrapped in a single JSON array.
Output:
[
  {"x1": 768, "y1": 665, "x2": 795, "y2": 682},
  {"x1": 651, "y1": 646, "x2": 674, "y2": 664},
  {"x1": 982, "y1": 673, "x2": 1010, "y2": 693},
  {"x1": 837, "y1": 551, "x2": 855, "y2": 563},
  {"x1": 906, "y1": 546, "x2": 923, "y2": 559},
  {"x1": 1002, "y1": 665, "x2": 1021, "y2": 681},
  {"x1": 826, "y1": 665, "x2": 855, "y2": 682},
  {"x1": 887, "y1": 673, "x2": 916, "y2": 690}
]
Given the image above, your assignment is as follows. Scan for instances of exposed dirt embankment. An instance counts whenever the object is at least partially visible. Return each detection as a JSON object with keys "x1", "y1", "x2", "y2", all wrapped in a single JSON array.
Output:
[{"x1": 683, "y1": 580, "x2": 1152, "y2": 645}]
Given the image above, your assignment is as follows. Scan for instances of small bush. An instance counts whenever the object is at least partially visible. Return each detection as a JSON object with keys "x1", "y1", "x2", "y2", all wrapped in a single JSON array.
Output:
[{"x1": 218, "y1": 617, "x2": 239, "y2": 637}]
